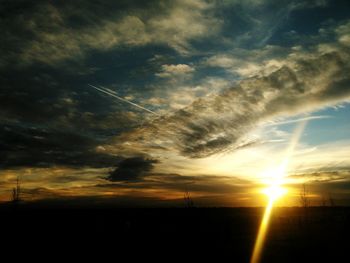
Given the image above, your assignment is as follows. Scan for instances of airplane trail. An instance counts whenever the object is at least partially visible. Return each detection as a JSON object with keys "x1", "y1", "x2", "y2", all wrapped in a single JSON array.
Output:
[{"x1": 88, "y1": 84, "x2": 159, "y2": 116}]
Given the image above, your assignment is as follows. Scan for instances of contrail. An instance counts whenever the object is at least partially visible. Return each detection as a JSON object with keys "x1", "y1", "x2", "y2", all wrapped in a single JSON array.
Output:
[{"x1": 88, "y1": 84, "x2": 159, "y2": 116}]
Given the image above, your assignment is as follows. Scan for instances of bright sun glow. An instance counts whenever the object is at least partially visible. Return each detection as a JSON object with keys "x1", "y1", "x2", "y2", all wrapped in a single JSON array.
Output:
[
  {"x1": 250, "y1": 180, "x2": 288, "y2": 263},
  {"x1": 260, "y1": 161, "x2": 288, "y2": 202},
  {"x1": 250, "y1": 120, "x2": 308, "y2": 263},
  {"x1": 262, "y1": 184, "x2": 287, "y2": 202},
  {"x1": 250, "y1": 159, "x2": 290, "y2": 263}
]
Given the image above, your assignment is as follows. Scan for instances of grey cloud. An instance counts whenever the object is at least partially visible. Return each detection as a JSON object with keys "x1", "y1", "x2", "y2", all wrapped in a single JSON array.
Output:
[
  {"x1": 146, "y1": 173, "x2": 252, "y2": 194},
  {"x1": 0, "y1": 0, "x2": 221, "y2": 68},
  {"x1": 289, "y1": 170, "x2": 350, "y2": 183},
  {"x1": 155, "y1": 64, "x2": 195, "y2": 78},
  {"x1": 1, "y1": 1, "x2": 350, "y2": 170},
  {"x1": 283, "y1": 169, "x2": 350, "y2": 205},
  {"x1": 101, "y1": 173, "x2": 252, "y2": 195},
  {"x1": 0, "y1": 59, "x2": 144, "y2": 169},
  {"x1": 110, "y1": 37, "x2": 350, "y2": 158},
  {"x1": 0, "y1": 121, "x2": 120, "y2": 169},
  {"x1": 107, "y1": 157, "x2": 158, "y2": 182},
  {"x1": 202, "y1": 45, "x2": 289, "y2": 77}
]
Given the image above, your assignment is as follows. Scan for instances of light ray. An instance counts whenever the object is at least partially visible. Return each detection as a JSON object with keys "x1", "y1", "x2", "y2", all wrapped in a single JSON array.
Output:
[
  {"x1": 250, "y1": 119, "x2": 308, "y2": 263},
  {"x1": 250, "y1": 199, "x2": 274, "y2": 263}
]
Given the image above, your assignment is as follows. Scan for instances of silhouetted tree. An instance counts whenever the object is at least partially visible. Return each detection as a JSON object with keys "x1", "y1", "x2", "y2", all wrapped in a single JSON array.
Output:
[
  {"x1": 328, "y1": 193, "x2": 336, "y2": 207},
  {"x1": 299, "y1": 183, "x2": 310, "y2": 225},
  {"x1": 320, "y1": 194, "x2": 327, "y2": 207},
  {"x1": 11, "y1": 177, "x2": 21, "y2": 203},
  {"x1": 299, "y1": 183, "x2": 309, "y2": 208},
  {"x1": 184, "y1": 191, "x2": 195, "y2": 208}
]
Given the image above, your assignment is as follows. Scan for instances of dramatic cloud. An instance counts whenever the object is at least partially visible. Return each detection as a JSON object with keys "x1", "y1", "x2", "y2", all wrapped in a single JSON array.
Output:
[
  {"x1": 202, "y1": 46, "x2": 287, "y2": 77},
  {"x1": 336, "y1": 21, "x2": 350, "y2": 46},
  {"x1": 155, "y1": 64, "x2": 195, "y2": 78},
  {"x1": 0, "y1": 0, "x2": 221, "y2": 67},
  {"x1": 0, "y1": 121, "x2": 120, "y2": 169},
  {"x1": 109, "y1": 25, "x2": 350, "y2": 158},
  {"x1": 1, "y1": 0, "x2": 350, "y2": 205},
  {"x1": 107, "y1": 157, "x2": 158, "y2": 182}
]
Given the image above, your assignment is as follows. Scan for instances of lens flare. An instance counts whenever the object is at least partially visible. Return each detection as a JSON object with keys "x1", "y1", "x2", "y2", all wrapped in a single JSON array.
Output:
[
  {"x1": 250, "y1": 185, "x2": 287, "y2": 263},
  {"x1": 250, "y1": 119, "x2": 308, "y2": 263}
]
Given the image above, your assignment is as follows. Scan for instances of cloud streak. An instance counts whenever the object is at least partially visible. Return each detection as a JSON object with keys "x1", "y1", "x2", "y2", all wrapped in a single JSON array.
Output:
[
  {"x1": 1, "y1": 0, "x2": 221, "y2": 67},
  {"x1": 89, "y1": 84, "x2": 160, "y2": 116},
  {"x1": 108, "y1": 26, "x2": 350, "y2": 158}
]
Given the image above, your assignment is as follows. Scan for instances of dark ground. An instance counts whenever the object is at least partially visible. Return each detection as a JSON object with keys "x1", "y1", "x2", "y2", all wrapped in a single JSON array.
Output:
[{"x1": 1, "y1": 203, "x2": 349, "y2": 262}]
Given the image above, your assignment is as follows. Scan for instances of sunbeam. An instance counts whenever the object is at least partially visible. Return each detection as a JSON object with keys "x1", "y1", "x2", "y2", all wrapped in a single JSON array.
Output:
[{"x1": 250, "y1": 119, "x2": 308, "y2": 263}]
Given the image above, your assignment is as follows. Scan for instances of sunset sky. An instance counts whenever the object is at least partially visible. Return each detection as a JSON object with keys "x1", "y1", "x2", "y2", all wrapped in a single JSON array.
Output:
[{"x1": 1, "y1": 0, "x2": 350, "y2": 206}]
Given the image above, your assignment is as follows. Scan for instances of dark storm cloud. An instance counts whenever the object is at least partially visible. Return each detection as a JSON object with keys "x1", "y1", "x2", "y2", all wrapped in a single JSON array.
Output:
[
  {"x1": 0, "y1": 121, "x2": 120, "y2": 168},
  {"x1": 107, "y1": 157, "x2": 158, "y2": 182}
]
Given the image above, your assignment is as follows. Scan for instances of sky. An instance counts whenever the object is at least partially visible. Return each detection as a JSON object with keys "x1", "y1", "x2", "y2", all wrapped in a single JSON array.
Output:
[{"x1": 1, "y1": 0, "x2": 350, "y2": 206}]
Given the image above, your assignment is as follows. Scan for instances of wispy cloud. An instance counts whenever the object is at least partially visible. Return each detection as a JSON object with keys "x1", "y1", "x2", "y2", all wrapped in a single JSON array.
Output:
[
  {"x1": 1, "y1": 0, "x2": 221, "y2": 67},
  {"x1": 155, "y1": 64, "x2": 195, "y2": 78},
  {"x1": 1, "y1": 0, "x2": 350, "y2": 205},
  {"x1": 107, "y1": 21, "x2": 350, "y2": 158},
  {"x1": 264, "y1": 115, "x2": 331, "y2": 126}
]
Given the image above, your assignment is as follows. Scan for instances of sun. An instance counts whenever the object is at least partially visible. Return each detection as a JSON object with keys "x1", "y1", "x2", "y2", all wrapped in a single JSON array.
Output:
[
  {"x1": 251, "y1": 120, "x2": 307, "y2": 263},
  {"x1": 262, "y1": 184, "x2": 287, "y2": 202},
  {"x1": 260, "y1": 161, "x2": 288, "y2": 202},
  {"x1": 250, "y1": 164, "x2": 288, "y2": 263}
]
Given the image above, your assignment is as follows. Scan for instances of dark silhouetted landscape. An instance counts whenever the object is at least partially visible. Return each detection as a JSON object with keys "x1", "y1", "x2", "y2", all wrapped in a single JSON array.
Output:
[{"x1": 1, "y1": 202, "x2": 349, "y2": 262}]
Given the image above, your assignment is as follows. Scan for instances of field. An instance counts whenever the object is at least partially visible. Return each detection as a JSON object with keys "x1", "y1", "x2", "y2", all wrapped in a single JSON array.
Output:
[{"x1": 1, "y1": 204, "x2": 349, "y2": 262}]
